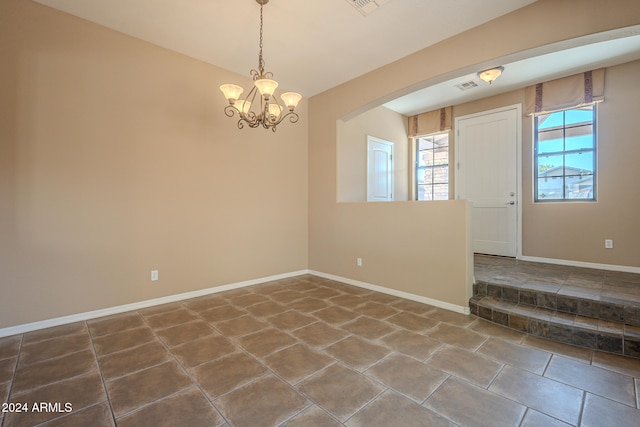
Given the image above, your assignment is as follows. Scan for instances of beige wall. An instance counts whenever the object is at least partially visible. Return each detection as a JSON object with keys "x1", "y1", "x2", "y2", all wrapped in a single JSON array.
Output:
[
  {"x1": 309, "y1": 0, "x2": 640, "y2": 308},
  {"x1": 0, "y1": 0, "x2": 308, "y2": 328},
  {"x1": 522, "y1": 60, "x2": 640, "y2": 267},
  {"x1": 450, "y1": 60, "x2": 640, "y2": 268},
  {"x1": 337, "y1": 106, "x2": 409, "y2": 202}
]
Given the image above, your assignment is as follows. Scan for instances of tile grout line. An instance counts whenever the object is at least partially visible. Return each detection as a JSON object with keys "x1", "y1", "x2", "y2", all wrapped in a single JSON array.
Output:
[{"x1": 85, "y1": 320, "x2": 118, "y2": 427}]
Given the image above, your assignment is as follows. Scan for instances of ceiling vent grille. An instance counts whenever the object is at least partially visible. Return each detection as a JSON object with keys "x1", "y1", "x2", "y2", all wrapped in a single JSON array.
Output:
[
  {"x1": 455, "y1": 81, "x2": 479, "y2": 91},
  {"x1": 346, "y1": 0, "x2": 392, "y2": 16}
]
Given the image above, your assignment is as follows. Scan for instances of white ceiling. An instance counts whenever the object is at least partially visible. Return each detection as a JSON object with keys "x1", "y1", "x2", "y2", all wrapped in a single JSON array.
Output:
[
  {"x1": 33, "y1": 0, "x2": 537, "y2": 97},
  {"x1": 33, "y1": 1, "x2": 640, "y2": 116}
]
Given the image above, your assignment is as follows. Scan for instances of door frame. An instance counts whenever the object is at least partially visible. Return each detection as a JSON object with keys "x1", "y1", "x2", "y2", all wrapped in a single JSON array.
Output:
[{"x1": 454, "y1": 104, "x2": 522, "y2": 258}]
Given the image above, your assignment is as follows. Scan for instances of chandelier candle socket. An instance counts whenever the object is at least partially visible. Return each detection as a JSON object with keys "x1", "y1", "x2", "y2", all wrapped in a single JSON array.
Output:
[{"x1": 220, "y1": 0, "x2": 302, "y2": 131}]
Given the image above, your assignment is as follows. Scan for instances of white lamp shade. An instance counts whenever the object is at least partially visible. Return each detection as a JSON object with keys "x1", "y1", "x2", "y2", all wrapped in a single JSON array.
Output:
[
  {"x1": 268, "y1": 103, "x2": 282, "y2": 118},
  {"x1": 235, "y1": 99, "x2": 252, "y2": 114},
  {"x1": 220, "y1": 84, "x2": 243, "y2": 101},
  {"x1": 254, "y1": 79, "x2": 278, "y2": 97},
  {"x1": 280, "y1": 92, "x2": 302, "y2": 109},
  {"x1": 477, "y1": 66, "x2": 504, "y2": 84}
]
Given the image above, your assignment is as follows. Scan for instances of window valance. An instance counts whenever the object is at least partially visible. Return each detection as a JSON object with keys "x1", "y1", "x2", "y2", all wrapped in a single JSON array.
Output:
[
  {"x1": 408, "y1": 106, "x2": 452, "y2": 137},
  {"x1": 524, "y1": 69, "x2": 605, "y2": 116}
]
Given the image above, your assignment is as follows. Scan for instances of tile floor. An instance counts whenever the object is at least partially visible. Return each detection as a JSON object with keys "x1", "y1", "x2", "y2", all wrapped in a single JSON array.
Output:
[{"x1": 1, "y1": 274, "x2": 640, "y2": 426}]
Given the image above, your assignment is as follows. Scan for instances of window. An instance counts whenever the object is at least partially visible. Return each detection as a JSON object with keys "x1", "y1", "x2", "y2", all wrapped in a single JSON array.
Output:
[
  {"x1": 534, "y1": 105, "x2": 596, "y2": 201},
  {"x1": 415, "y1": 133, "x2": 449, "y2": 200}
]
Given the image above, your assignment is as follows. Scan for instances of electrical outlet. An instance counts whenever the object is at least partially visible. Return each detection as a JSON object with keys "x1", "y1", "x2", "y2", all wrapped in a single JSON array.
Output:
[
  {"x1": 151, "y1": 270, "x2": 159, "y2": 281},
  {"x1": 604, "y1": 239, "x2": 613, "y2": 249},
  {"x1": 356, "y1": 257, "x2": 363, "y2": 267}
]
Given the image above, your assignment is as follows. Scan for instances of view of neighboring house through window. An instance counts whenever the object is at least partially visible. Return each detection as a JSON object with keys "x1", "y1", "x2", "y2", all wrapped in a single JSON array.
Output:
[
  {"x1": 534, "y1": 105, "x2": 596, "y2": 201},
  {"x1": 415, "y1": 133, "x2": 449, "y2": 200}
]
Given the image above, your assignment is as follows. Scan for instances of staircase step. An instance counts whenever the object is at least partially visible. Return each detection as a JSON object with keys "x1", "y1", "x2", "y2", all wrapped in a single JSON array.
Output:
[{"x1": 470, "y1": 281, "x2": 640, "y2": 358}]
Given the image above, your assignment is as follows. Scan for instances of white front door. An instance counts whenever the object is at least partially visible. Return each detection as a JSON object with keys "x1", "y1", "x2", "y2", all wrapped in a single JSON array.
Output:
[
  {"x1": 367, "y1": 137, "x2": 394, "y2": 202},
  {"x1": 456, "y1": 106, "x2": 519, "y2": 257}
]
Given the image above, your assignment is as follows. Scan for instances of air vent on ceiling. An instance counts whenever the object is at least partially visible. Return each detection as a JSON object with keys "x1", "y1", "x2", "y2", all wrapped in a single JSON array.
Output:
[
  {"x1": 455, "y1": 81, "x2": 479, "y2": 91},
  {"x1": 346, "y1": 0, "x2": 392, "y2": 16}
]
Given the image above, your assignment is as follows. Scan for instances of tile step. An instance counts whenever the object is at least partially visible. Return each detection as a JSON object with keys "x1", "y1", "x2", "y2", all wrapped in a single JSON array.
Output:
[
  {"x1": 470, "y1": 295, "x2": 640, "y2": 358},
  {"x1": 473, "y1": 280, "x2": 640, "y2": 326}
]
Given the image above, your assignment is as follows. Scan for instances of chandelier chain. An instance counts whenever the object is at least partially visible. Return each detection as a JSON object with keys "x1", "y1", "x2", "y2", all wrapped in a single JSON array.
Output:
[{"x1": 258, "y1": 4, "x2": 265, "y2": 76}]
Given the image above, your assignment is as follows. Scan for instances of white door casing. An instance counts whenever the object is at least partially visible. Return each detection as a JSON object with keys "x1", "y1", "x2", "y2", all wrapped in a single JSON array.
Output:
[
  {"x1": 456, "y1": 105, "x2": 520, "y2": 257},
  {"x1": 367, "y1": 136, "x2": 394, "y2": 202}
]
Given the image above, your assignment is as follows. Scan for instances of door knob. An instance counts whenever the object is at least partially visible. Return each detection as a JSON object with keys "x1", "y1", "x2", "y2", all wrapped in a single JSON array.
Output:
[{"x1": 505, "y1": 201, "x2": 515, "y2": 205}]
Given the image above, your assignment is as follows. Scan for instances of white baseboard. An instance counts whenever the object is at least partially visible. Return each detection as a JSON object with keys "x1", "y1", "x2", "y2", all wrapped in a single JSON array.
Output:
[
  {"x1": 0, "y1": 270, "x2": 309, "y2": 338},
  {"x1": 519, "y1": 256, "x2": 640, "y2": 274},
  {"x1": 309, "y1": 270, "x2": 471, "y2": 315},
  {"x1": 0, "y1": 269, "x2": 470, "y2": 338}
]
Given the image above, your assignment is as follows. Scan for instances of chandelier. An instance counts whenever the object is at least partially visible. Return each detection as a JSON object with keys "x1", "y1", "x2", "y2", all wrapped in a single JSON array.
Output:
[{"x1": 219, "y1": 0, "x2": 302, "y2": 132}]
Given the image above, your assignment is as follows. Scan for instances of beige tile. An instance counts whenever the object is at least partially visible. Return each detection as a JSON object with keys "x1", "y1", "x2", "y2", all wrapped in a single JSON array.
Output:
[
  {"x1": 92, "y1": 327, "x2": 155, "y2": 356},
  {"x1": 244, "y1": 300, "x2": 290, "y2": 317},
  {"x1": 12, "y1": 350, "x2": 97, "y2": 394},
  {"x1": 354, "y1": 301, "x2": 399, "y2": 320},
  {"x1": 347, "y1": 390, "x2": 454, "y2": 427},
  {"x1": 214, "y1": 315, "x2": 269, "y2": 337},
  {"x1": 340, "y1": 316, "x2": 396, "y2": 340},
  {"x1": 0, "y1": 336, "x2": 22, "y2": 360},
  {"x1": 292, "y1": 322, "x2": 349, "y2": 347},
  {"x1": 298, "y1": 364, "x2": 384, "y2": 422},
  {"x1": 425, "y1": 377, "x2": 526, "y2": 427},
  {"x1": 427, "y1": 323, "x2": 487, "y2": 351},
  {"x1": 171, "y1": 334, "x2": 237, "y2": 368},
  {"x1": 269, "y1": 290, "x2": 307, "y2": 304},
  {"x1": 3, "y1": 372, "x2": 106, "y2": 427},
  {"x1": 183, "y1": 294, "x2": 227, "y2": 312},
  {"x1": 325, "y1": 336, "x2": 390, "y2": 371},
  {"x1": 478, "y1": 337, "x2": 551, "y2": 374},
  {"x1": 263, "y1": 344, "x2": 334, "y2": 384},
  {"x1": 237, "y1": 327, "x2": 298, "y2": 358},
  {"x1": 304, "y1": 286, "x2": 344, "y2": 299},
  {"x1": 489, "y1": 365, "x2": 583, "y2": 425},
  {"x1": 427, "y1": 346, "x2": 502, "y2": 388},
  {"x1": 20, "y1": 333, "x2": 92, "y2": 365},
  {"x1": 520, "y1": 409, "x2": 572, "y2": 427},
  {"x1": 267, "y1": 310, "x2": 317, "y2": 331},
  {"x1": 313, "y1": 306, "x2": 360, "y2": 324},
  {"x1": 545, "y1": 355, "x2": 636, "y2": 407},
  {"x1": 198, "y1": 304, "x2": 247, "y2": 322},
  {"x1": 592, "y1": 350, "x2": 640, "y2": 378},
  {"x1": 386, "y1": 312, "x2": 438, "y2": 333},
  {"x1": 280, "y1": 405, "x2": 342, "y2": 427},
  {"x1": 116, "y1": 387, "x2": 224, "y2": 427},
  {"x1": 22, "y1": 323, "x2": 87, "y2": 345},
  {"x1": 581, "y1": 393, "x2": 640, "y2": 427},
  {"x1": 228, "y1": 293, "x2": 270, "y2": 307},
  {"x1": 427, "y1": 308, "x2": 476, "y2": 327},
  {"x1": 0, "y1": 357, "x2": 16, "y2": 384},
  {"x1": 214, "y1": 375, "x2": 308, "y2": 426},
  {"x1": 38, "y1": 402, "x2": 114, "y2": 427},
  {"x1": 144, "y1": 309, "x2": 200, "y2": 329},
  {"x1": 330, "y1": 294, "x2": 365, "y2": 309},
  {"x1": 380, "y1": 330, "x2": 441, "y2": 360},
  {"x1": 288, "y1": 297, "x2": 331, "y2": 313},
  {"x1": 155, "y1": 320, "x2": 215, "y2": 347},
  {"x1": 98, "y1": 341, "x2": 170, "y2": 381},
  {"x1": 105, "y1": 361, "x2": 192, "y2": 418},
  {"x1": 468, "y1": 318, "x2": 526, "y2": 343},
  {"x1": 391, "y1": 300, "x2": 434, "y2": 315},
  {"x1": 522, "y1": 335, "x2": 592, "y2": 363},
  {"x1": 192, "y1": 352, "x2": 267, "y2": 398},
  {"x1": 365, "y1": 354, "x2": 448, "y2": 402},
  {"x1": 88, "y1": 313, "x2": 146, "y2": 338}
]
